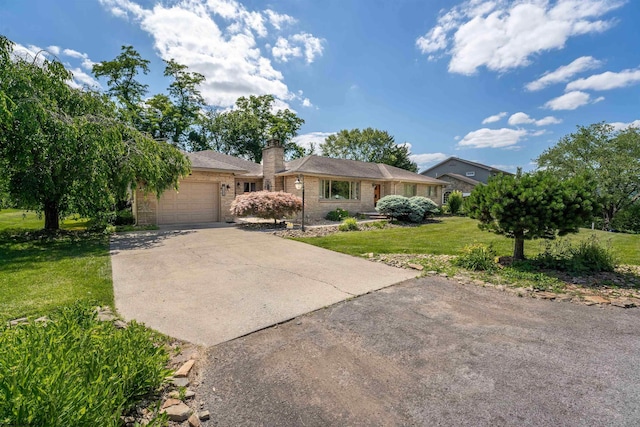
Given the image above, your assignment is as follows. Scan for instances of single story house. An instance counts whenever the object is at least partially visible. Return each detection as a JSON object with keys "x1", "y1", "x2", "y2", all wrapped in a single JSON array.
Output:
[
  {"x1": 134, "y1": 141, "x2": 447, "y2": 226},
  {"x1": 420, "y1": 156, "x2": 513, "y2": 203}
]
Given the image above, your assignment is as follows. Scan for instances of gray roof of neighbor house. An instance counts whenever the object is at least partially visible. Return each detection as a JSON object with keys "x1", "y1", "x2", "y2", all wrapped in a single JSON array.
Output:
[
  {"x1": 191, "y1": 150, "x2": 262, "y2": 176},
  {"x1": 438, "y1": 172, "x2": 481, "y2": 186},
  {"x1": 279, "y1": 155, "x2": 447, "y2": 184},
  {"x1": 420, "y1": 156, "x2": 514, "y2": 175}
]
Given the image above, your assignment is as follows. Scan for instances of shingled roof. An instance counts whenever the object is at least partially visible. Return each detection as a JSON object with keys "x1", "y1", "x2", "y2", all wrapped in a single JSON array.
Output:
[
  {"x1": 437, "y1": 172, "x2": 481, "y2": 186},
  {"x1": 191, "y1": 150, "x2": 262, "y2": 176},
  {"x1": 185, "y1": 151, "x2": 248, "y2": 173},
  {"x1": 279, "y1": 155, "x2": 447, "y2": 184}
]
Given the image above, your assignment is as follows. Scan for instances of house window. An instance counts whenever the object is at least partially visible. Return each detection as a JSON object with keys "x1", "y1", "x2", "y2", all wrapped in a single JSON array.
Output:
[
  {"x1": 320, "y1": 180, "x2": 360, "y2": 200},
  {"x1": 466, "y1": 171, "x2": 475, "y2": 177},
  {"x1": 443, "y1": 191, "x2": 452, "y2": 204},
  {"x1": 243, "y1": 182, "x2": 256, "y2": 192},
  {"x1": 427, "y1": 186, "x2": 433, "y2": 197},
  {"x1": 403, "y1": 183, "x2": 417, "y2": 197}
]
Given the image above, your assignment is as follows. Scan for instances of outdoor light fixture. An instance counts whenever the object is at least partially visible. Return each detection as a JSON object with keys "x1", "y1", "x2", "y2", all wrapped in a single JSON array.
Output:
[
  {"x1": 294, "y1": 175, "x2": 305, "y2": 232},
  {"x1": 221, "y1": 184, "x2": 230, "y2": 196}
]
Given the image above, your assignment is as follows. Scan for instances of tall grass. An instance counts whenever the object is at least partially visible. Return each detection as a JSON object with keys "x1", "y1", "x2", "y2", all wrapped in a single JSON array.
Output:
[{"x1": 0, "y1": 303, "x2": 171, "y2": 427}]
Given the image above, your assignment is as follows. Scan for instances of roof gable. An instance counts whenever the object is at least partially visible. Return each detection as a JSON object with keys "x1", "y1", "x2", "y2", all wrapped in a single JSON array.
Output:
[{"x1": 420, "y1": 156, "x2": 513, "y2": 175}]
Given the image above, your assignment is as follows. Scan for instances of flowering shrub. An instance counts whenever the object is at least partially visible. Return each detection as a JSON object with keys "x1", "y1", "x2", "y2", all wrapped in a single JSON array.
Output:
[{"x1": 231, "y1": 191, "x2": 302, "y2": 223}]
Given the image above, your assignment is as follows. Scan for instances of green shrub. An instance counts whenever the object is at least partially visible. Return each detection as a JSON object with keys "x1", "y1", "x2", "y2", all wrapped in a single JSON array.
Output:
[
  {"x1": 409, "y1": 196, "x2": 439, "y2": 221},
  {"x1": 376, "y1": 195, "x2": 426, "y2": 223},
  {"x1": 338, "y1": 217, "x2": 359, "y2": 231},
  {"x1": 611, "y1": 203, "x2": 640, "y2": 233},
  {"x1": 114, "y1": 208, "x2": 135, "y2": 226},
  {"x1": 0, "y1": 303, "x2": 171, "y2": 427},
  {"x1": 533, "y1": 236, "x2": 617, "y2": 273},
  {"x1": 446, "y1": 190, "x2": 463, "y2": 215},
  {"x1": 454, "y1": 243, "x2": 497, "y2": 271},
  {"x1": 325, "y1": 208, "x2": 350, "y2": 221}
]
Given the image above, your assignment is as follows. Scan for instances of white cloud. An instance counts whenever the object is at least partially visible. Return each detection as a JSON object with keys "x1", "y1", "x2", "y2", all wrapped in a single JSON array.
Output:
[
  {"x1": 273, "y1": 33, "x2": 324, "y2": 64},
  {"x1": 525, "y1": 56, "x2": 602, "y2": 91},
  {"x1": 410, "y1": 152, "x2": 449, "y2": 170},
  {"x1": 292, "y1": 132, "x2": 335, "y2": 153},
  {"x1": 544, "y1": 91, "x2": 599, "y2": 110},
  {"x1": 609, "y1": 119, "x2": 640, "y2": 131},
  {"x1": 565, "y1": 68, "x2": 640, "y2": 91},
  {"x1": 458, "y1": 128, "x2": 528, "y2": 149},
  {"x1": 508, "y1": 112, "x2": 562, "y2": 126},
  {"x1": 99, "y1": 0, "x2": 323, "y2": 107},
  {"x1": 535, "y1": 116, "x2": 562, "y2": 126},
  {"x1": 47, "y1": 45, "x2": 61, "y2": 55},
  {"x1": 68, "y1": 67, "x2": 101, "y2": 88},
  {"x1": 508, "y1": 112, "x2": 535, "y2": 125},
  {"x1": 416, "y1": 0, "x2": 623, "y2": 75},
  {"x1": 481, "y1": 111, "x2": 507, "y2": 124},
  {"x1": 301, "y1": 98, "x2": 313, "y2": 107},
  {"x1": 265, "y1": 9, "x2": 296, "y2": 30},
  {"x1": 61, "y1": 48, "x2": 95, "y2": 70}
]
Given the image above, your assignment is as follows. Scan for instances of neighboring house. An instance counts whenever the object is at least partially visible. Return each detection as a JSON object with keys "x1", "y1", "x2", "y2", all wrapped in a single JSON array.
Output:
[
  {"x1": 134, "y1": 140, "x2": 447, "y2": 225},
  {"x1": 420, "y1": 157, "x2": 513, "y2": 204}
]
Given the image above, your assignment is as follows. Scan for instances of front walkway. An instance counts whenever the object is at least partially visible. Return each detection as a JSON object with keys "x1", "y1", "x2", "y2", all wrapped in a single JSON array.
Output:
[{"x1": 110, "y1": 226, "x2": 416, "y2": 346}]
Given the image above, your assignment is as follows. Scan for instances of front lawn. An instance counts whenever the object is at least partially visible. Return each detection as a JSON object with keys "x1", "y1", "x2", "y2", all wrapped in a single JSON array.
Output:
[
  {"x1": 0, "y1": 209, "x2": 112, "y2": 322},
  {"x1": 294, "y1": 217, "x2": 639, "y2": 265}
]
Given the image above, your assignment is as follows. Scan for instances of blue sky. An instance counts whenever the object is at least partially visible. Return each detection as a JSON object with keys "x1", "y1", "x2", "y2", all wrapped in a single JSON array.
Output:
[{"x1": 2, "y1": 0, "x2": 639, "y2": 172}]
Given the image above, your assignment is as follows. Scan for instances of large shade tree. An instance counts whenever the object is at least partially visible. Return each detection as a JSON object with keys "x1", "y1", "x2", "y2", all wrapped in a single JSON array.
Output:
[
  {"x1": 195, "y1": 94, "x2": 305, "y2": 162},
  {"x1": 465, "y1": 170, "x2": 596, "y2": 260},
  {"x1": 536, "y1": 123, "x2": 640, "y2": 230},
  {"x1": 0, "y1": 36, "x2": 190, "y2": 230},
  {"x1": 321, "y1": 128, "x2": 418, "y2": 172}
]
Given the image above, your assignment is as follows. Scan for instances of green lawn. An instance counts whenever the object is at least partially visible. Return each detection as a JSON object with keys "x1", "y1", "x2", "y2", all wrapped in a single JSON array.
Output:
[
  {"x1": 295, "y1": 216, "x2": 640, "y2": 265},
  {"x1": 0, "y1": 209, "x2": 112, "y2": 322}
]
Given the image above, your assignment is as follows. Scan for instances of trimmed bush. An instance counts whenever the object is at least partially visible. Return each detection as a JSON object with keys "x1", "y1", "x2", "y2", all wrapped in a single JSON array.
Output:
[
  {"x1": 446, "y1": 190, "x2": 463, "y2": 215},
  {"x1": 338, "y1": 217, "x2": 359, "y2": 231},
  {"x1": 375, "y1": 195, "x2": 413, "y2": 221},
  {"x1": 0, "y1": 303, "x2": 170, "y2": 427},
  {"x1": 454, "y1": 243, "x2": 497, "y2": 271},
  {"x1": 410, "y1": 196, "x2": 439, "y2": 220},
  {"x1": 231, "y1": 191, "x2": 302, "y2": 223},
  {"x1": 325, "y1": 208, "x2": 350, "y2": 221},
  {"x1": 114, "y1": 208, "x2": 135, "y2": 226}
]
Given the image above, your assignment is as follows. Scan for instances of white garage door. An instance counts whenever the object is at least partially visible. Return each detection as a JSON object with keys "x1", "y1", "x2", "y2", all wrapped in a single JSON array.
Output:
[{"x1": 157, "y1": 181, "x2": 219, "y2": 224}]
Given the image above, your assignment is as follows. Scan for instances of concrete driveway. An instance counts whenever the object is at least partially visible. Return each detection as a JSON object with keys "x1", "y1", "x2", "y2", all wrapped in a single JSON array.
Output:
[
  {"x1": 110, "y1": 226, "x2": 416, "y2": 345},
  {"x1": 199, "y1": 277, "x2": 640, "y2": 426}
]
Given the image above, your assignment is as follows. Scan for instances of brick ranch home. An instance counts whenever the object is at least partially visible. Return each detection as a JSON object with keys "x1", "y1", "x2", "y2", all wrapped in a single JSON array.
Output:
[{"x1": 133, "y1": 141, "x2": 448, "y2": 226}]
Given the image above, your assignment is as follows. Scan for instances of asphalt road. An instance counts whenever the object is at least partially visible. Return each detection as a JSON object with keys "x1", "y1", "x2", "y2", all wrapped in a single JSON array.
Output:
[{"x1": 198, "y1": 277, "x2": 640, "y2": 426}]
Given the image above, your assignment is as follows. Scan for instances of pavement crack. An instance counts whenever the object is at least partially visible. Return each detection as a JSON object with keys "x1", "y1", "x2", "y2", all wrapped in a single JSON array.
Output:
[{"x1": 234, "y1": 262, "x2": 357, "y2": 297}]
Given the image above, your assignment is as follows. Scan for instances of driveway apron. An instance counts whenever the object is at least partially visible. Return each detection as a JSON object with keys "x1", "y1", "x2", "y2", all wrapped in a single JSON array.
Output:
[{"x1": 110, "y1": 226, "x2": 416, "y2": 346}]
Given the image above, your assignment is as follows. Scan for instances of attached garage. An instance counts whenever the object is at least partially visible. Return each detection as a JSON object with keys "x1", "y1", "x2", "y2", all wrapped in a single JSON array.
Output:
[{"x1": 157, "y1": 181, "x2": 219, "y2": 225}]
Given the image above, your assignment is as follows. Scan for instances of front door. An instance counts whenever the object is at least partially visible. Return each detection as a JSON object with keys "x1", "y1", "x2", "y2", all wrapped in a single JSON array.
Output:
[{"x1": 374, "y1": 184, "x2": 381, "y2": 205}]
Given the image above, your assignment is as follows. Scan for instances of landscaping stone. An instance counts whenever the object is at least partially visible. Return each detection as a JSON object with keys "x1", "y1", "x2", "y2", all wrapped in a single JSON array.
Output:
[
  {"x1": 407, "y1": 263, "x2": 424, "y2": 271},
  {"x1": 113, "y1": 319, "x2": 128, "y2": 329},
  {"x1": 188, "y1": 413, "x2": 202, "y2": 427},
  {"x1": 161, "y1": 398, "x2": 182, "y2": 409},
  {"x1": 583, "y1": 295, "x2": 610, "y2": 305},
  {"x1": 162, "y1": 402, "x2": 191, "y2": 422},
  {"x1": 172, "y1": 377, "x2": 190, "y2": 387},
  {"x1": 199, "y1": 410, "x2": 211, "y2": 421},
  {"x1": 169, "y1": 389, "x2": 196, "y2": 399},
  {"x1": 611, "y1": 299, "x2": 635, "y2": 308},
  {"x1": 175, "y1": 359, "x2": 196, "y2": 378},
  {"x1": 9, "y1": 317, "x2": 28, "y2": 326},
  {"x1": 536, "y1": 292, "x2": 557, "y2": 300}
]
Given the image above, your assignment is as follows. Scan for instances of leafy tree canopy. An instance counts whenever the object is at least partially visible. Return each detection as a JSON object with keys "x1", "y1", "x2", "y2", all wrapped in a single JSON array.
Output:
[
  {"x1": 321, "y1": 128, "x2": 418, "y2": 172},
  {"x1": 0, "y1": 36, "x2": 190, "y2": 230},
  {"x1": 465, "y1": 170, "x2": 596, "y2": 260},
  {"x1": 536, "y1": 123, "x2": 640, "y2": 229},
  {"x1": 195, "y1": 94, "x2": 304, "y2": 162}
]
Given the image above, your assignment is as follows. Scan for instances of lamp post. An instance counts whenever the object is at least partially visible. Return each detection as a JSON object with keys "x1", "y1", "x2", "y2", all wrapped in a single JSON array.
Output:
[{"x1": 294, "y1": 175, "x2": 305, "y2": 232}]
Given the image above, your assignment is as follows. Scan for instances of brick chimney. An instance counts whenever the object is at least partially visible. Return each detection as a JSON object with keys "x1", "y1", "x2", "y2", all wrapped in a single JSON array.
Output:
[{"x1": 262, "y1": 139, "x2": 285, "y2": 191}]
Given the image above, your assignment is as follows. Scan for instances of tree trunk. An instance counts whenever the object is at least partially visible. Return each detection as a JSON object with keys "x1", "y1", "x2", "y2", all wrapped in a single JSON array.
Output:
[
  {"x1": 44, "y1": 202, "x2": 60, "y2": 230},
  {"x1": 513, "y1": 237, "x2": 525, "y2": 261}
]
